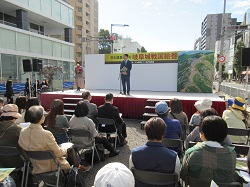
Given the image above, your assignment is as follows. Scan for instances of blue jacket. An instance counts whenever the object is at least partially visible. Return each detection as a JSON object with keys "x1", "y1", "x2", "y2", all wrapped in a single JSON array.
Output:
[
  {"x1": 162, "y1": 117, "x2": 182, "y2": 139},
  {"x1": 120, "y1": 60, "x2": 132, "y2": 77},
  {"x1": 132, "y1": 141, "x2": 177, "y2": 187}
]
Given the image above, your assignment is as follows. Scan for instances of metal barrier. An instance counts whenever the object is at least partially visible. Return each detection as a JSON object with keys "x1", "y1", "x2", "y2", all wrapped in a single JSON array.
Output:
[{"x1": 220, "y1": 84, "x2": 250, "y2": 105}]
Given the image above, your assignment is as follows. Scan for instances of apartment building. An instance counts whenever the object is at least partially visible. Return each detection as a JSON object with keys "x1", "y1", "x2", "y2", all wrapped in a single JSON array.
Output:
[
  {"x1": 0, "y1": 0, "x2": 75, "y2": 83},
  {"x1": 201, "y1": 13, "x2": 237, "y2": 50},
  {"x1": 66, "y1": 0, "x2": 99, "y2": 63}
]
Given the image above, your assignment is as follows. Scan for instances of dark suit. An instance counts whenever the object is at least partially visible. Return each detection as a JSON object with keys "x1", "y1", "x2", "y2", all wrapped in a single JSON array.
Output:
[
  {"x1": 120, "y1": 59, "x2": 132, "y2": 94},
  {"x1": 98, "y1": 103, "x2": 127, "y2": 139}
]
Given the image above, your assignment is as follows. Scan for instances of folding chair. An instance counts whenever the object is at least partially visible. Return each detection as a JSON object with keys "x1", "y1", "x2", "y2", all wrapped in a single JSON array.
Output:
[
  {"x1": 187, "y1": 141, "x2": 197, "y2": 149},
  {"x1": 97, "y1": 118, "x2": 119, "y2": 148},
  {"x1": 68, "y1": 128, "x2": 100, "y2": 167},
  {"x1": 44, "y1": 127, "x2": 69, "y2": 144},
  {"x1": 131, "y1": 167, "x2": 178, "y2": 186},
  {"x1": 185, "y1": 176, "x2": 242, "y2": 187},
  {"x1": 227, "y1": 128, "x2": 250, "y2": 145},
  {"x1": 0, "y1": 146, "x2": 27, "y2": 187},
  {"x1": 25, "y1": 150, "x2": 64, "y2": 187},
  {"x1": 232, "y1": 144, "x2": 250, "y2": 156}
]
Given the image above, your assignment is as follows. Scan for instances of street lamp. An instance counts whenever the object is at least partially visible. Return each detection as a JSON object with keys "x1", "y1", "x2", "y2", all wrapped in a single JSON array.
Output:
[{"x1": 110, "y1": 24, "x2": 129, "y2": 54}]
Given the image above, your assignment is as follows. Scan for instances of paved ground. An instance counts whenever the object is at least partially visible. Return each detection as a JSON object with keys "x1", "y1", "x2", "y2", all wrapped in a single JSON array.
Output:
[{"x1": 84, "y1": 119, "x2": 147, "y2": 187}]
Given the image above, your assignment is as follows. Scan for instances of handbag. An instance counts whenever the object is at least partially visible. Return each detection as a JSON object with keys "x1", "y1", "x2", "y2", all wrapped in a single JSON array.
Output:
[{"x1": 67, "y1": 147, "x2": 81, "y2": 167}]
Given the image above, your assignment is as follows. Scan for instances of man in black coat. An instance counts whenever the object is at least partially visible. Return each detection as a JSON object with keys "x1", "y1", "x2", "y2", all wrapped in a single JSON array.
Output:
[{"x1": 98, "y1": 93, "x2": 127, "y2": 145}]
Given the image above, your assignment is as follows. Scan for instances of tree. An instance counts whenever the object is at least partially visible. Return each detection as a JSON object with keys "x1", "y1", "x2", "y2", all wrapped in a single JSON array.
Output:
[
  {"x1": 234, "y1": 41, "x2": 246, "y2": 78},
  {"x1": 98, "y1": 29, "x2": 111, "y2": 54},
  {"x1": 141, "y1": 46, "x2": 147, "y2": 52}
]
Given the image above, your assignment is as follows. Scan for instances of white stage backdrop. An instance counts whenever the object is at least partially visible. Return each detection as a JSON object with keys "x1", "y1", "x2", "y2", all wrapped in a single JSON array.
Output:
[{"x1": 85, "y1": 54, "x2": 178, "y2": 92}]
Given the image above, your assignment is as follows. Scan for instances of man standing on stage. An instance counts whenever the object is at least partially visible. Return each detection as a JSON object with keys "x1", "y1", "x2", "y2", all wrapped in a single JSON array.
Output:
[{"x1": 120, "y1": 54, "x2": 132, "y2": 95}]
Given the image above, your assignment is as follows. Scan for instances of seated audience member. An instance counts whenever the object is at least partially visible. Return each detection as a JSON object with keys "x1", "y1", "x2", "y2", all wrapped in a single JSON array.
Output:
[
  {"x1": 186, "y1": 108, "x2": 232, "y2": 148},
  {"x1": 222, "y1": 97, "x2": 249, "y2": 144},
  {"x1": 94, "y1": 162, "x2": 135, "y2": 187},
  {"x1": 0, "y1": 104, "x2": 23, "y2": 168},
  {"x1": 82, "y1": 90, "x2": 98, "y2": 122},
  {"x1": 45, "y1": 99, "x2": 69, "y2": 144},
  {"x1": 15, "y1": 96, "x2": 27, "y2": 124},
  {"x1": 24, "y1": 97, "x2": 40, "y2": 122},
  {"x1": 189, "y1": 98, "x2": 212, "y2": 127},
  {"x1": 155, "y1": 101, "x2": 182, "y2": 139},
  {"x1": 69, "y1": 101, "x2": 119, "y2": 157},
  {"x1": 0, "y1": 97, "x2": 4, "y2": 116},
  {"x1": 18, "y1": 106, "x2": 70, "y2": 174},
  {"x1": 129, "y1": 117, "x2": 180, "y2": 186},
  {"x1": 181, "y1": 116, "x2": 236, "y2": 183},
  {"x1": 98, "y1": 93, "x2": 127, "y2": 145},
  {"x1": 227, "y1": 98, "x2": 234, "y2": 109},
  {"x1": 168, "y1": 98, "x2": 188, "y2": 137}
]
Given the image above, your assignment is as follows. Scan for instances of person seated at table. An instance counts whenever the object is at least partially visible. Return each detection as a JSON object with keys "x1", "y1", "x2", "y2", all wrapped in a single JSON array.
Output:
[
  {"x1": 189, "y1": 98, "x2": 212, "y2": 128},
  {"x1": 18, "y1": 106, "x2": 70, "y2": 174},
  {"x1": 45, "y1": 99, "x2": 69, "y2": 144},
  {"x1": 69, "y1": 101, "x2": 119, "y2": 158},
  {"x1": 82, "y1": 90, "x2": 98, "y2": 123},
  {"x1": 0, "y1": 104, "x2": 23, "y2": 168},
  {"x1": 222, "y1": 97, "x2": 249, "y2": 144},
  {"x1": 98, "y1": 93, "x2": 127, "y2": 145},
  {"x1": 168, "y1": 98, "x2": 188, "y2": 137},
  {"x1": 155, "y1": 101, "x2": 182, "y2": 155},
  {"x1": 186, "y1": 108, "x2": 232, "y2": 148},
  {"x1": 94, "y1": 162, "x2": 135, "y2": 187},
  {"x1": 181, "y1": 116, "x2": 236, "y2": 183},
  {"x1": 15, "y1": 96, "x2": 27, "y2": 124},
  {"x1": 129, "y1": 117, "x2": 180, "y2": 186}
]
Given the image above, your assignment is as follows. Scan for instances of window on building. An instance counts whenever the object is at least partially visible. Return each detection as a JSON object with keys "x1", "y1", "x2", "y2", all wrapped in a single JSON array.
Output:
[
  {"x1": 86, "y1": 12, "x2": 90, "y2": 17},
  {"x1": 86, "y1": 3, "x2": 90, "y2": 8},
  {"x1": 77, "y1": 25, "x2": 82, "y2": 30},
  {"x1": 77, "y1": 16, "x2": 82, "y2": 21},
  {"x1": 78, "y1": 0, "x2": 82, "y2": 3},
  {"x1": 77, "y1": 44, "x2": 82, "y2": 49},
  {"x1": 78, "y1": 7, "x2": 82, "y2": 12},
  {"x1": 86, "y1": 29, "x2": 90, "y2": 34},
  {"x1": 114, "y1": 49, "x2": 117, "y2": 52}
]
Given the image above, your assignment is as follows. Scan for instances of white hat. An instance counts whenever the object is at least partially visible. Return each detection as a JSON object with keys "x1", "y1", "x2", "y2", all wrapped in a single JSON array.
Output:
[
  {"x1": 194, "y1": 98, "x2": 212, "y2": 112},
  {"x1": 94, "y1": 162, "x2": 135, "y2": 187}
]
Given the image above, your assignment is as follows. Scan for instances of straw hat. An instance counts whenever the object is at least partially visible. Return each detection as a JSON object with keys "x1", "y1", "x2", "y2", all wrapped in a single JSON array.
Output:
[
  {"x1": 232, "y1": 97, "x2": 245, "y2": 111},
  {"x1": 1, "y1": 104, "x2": 22, "y2": 118}
]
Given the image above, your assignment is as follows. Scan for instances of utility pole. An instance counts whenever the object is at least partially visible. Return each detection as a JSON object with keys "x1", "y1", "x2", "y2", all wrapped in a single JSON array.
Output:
[{"x1": 218, "y1": 0, "x2": 226, "y2": 92}]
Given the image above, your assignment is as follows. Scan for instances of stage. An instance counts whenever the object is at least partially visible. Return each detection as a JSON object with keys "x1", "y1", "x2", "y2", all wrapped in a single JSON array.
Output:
[{"x1": 40, "y1": 89, "x2": 226, "y2": 120}]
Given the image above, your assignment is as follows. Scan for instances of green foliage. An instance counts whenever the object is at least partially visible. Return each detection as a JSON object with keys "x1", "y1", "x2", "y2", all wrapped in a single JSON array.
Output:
[
  {"x1": 141, "y1": 46, "x2": 147, "y2": 52},
  {"x1": 98, "y1": 29, "x2": 111, "y2": 54},
  {"x1": 234, "y1": 41, "x2": 246, "y2": 76}
]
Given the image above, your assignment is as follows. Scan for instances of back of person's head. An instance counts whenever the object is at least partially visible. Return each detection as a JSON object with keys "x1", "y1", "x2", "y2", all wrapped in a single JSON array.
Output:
[
  {"x1": 144, "y1": 117, "x2": 166, "y2": 141},
  {"x1": 169, "y1": 98, "x2": 183, "y2": 114},
  {"x1": 200, "y1": 108, "x2": 219, "y2": 121},
  {"x1": 45, "y1": 99, "x2": 64, "y2": 128},
  {"x1": 26, "y1": 78, "x2": 29, "y2": 82},
  {"x1": 105, "y1": 93, "x2": 114, "y2": 102},
  {"x1": 16, "y1": 96, "x2": 27, "y2": 113},
  {"x1": 27, "y1": 106, "x2": 44, "y2": 124},
  {"x1": 94, "y1": 162, "x2": 135, "y2": 187},
  {"x1": 82, "y1": 90, "x2": 91, "y2": 100},
  {"x1": 0, "y1": 97, "x2": 4, "y2": 104},
  {"x1": 199, "y1": 116, "x2": 228, "y2": 143},
  {"x1": 24, "y1": 97, "x2": 40, "y2": 122},
  {"x1": 155, "y1": 101, "x2": 169, "y2": 117},
  {"x1": 75, "y1": 101, "x2": 89, "y2": 118}
]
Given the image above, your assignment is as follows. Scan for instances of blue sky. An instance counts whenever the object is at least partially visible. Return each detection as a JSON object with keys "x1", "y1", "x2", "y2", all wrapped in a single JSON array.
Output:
[{"x1": 99, "y1": 0, "x2": 250, "y2": 52}]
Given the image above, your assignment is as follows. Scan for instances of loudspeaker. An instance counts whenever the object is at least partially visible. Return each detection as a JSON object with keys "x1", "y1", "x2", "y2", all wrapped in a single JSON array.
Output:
[
  {"x1": 22, "y1": 59, "x2": 32, "y2": 72},
  {"x1": 33, "y1": 59, "x2": 42, "y2": 72},
  {"x1": 242, "y1": 48, "x2": 250, "y2": 67}
]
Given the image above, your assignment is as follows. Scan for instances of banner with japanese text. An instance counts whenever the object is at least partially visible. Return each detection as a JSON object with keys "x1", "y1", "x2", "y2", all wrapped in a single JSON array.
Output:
[{"x1": 105, "y1": 52, "x2": 178, "y2": 64}]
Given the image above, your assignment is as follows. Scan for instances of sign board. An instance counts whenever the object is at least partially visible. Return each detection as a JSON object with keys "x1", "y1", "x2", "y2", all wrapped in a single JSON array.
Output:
[
  {"x1": 218, "y1": 56, "x2": 226, "y2": 63},
  {"x1": 105, "y1": 52, "x2": 178, "y2": 64}
]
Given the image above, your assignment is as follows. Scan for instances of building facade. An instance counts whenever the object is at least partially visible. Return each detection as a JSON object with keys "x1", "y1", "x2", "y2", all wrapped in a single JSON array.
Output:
[
  {"x1": 201, "y1": 13, "x2": 237, "y2": 50},
  {"x1": 113, "y1": 37, "x2": 142, "y2": 54},
  {"x1": 0, "y1": 0, "x2": 75, "y2": 84},
  {"x1": 66, "y1": 0, "x2": 98, "y2": 63}
]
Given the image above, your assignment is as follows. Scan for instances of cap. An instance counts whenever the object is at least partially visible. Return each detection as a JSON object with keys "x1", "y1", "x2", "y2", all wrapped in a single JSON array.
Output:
[
  {"x1": 1, "y1": 104, "x2": 22, "y2": 119},
  {"x1": 232, "y1": 97, "x2": 245, "y2": 111},
  {"x1": 194, "y1": 98, "x2": 212, "y2": 112},
  {"x1": 94, "y1": 162, "x2": 135, "y2": 187},
  {"x1": 155, "y1": 101, "x2": 169, "y2": 114}
]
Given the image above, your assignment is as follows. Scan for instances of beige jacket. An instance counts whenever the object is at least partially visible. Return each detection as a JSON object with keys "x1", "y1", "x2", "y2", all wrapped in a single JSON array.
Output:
[{"x1": 18, "y1": 123, "x2": 70, "y2": 174}]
